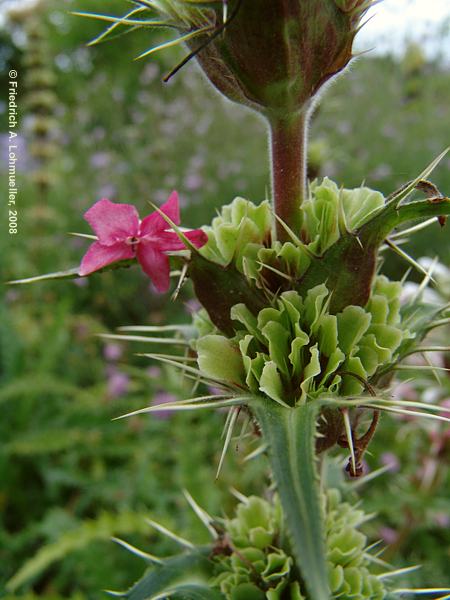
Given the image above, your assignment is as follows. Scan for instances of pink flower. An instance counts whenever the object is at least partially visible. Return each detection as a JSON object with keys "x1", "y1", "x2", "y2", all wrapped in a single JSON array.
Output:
[
  {"x1": 379, "y1": 526, "x2": 399, "y2": 545},
  {"x1": 106, "y1": 367, "x2": 130, "y2": 399},
  {"x1": 78, "y1": 191, "x2": 207, "y2": 292}
]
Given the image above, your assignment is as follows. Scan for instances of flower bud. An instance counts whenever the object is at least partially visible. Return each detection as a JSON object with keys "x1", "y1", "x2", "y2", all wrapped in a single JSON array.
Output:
[
  {"x1": 189, "y1": 0, "x2": 376, "y2": 118},
  {"x1": 88, "y1": 1, "x2": 376, "y2": 119}
]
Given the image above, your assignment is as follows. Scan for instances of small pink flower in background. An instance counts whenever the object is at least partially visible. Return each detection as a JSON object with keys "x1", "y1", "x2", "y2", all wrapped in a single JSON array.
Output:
[
  {"x1": 434, "y1": 513, "x2": 450, "y2": 529},
  {"x1": 147, "y1": 366, "x2": 162, "y2": 379},
  {"x1": 103, "y1": 343, "x2": 123, "y2": 362},
  {"x1": 185, "y1": 299, "x2": 201, "y2": 315},
  {"x1": 379, "y1": 526, "x2": 399, "y2": 545},
  {"x1": 107, "y1": 368, "x2": 130, "y2": 399},
  {"x1": 380, "y1": 452, "x2": 400, "y2": 473},
  {"x1": 440, "y1": 399, "x2": 450, "y2": 421},
  {"x1": 73, "y1": 277, "x2": 88, "y2": 288},
  {"x1": 78, "y1": 191, "x2": 207, "y2": 292}
]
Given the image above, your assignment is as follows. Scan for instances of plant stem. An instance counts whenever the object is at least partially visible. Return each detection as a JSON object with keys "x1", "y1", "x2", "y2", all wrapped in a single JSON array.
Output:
[
  {"x1": 269, "y1": 112, "x2": 308, "y2": 241},
  {"x1": 253, "y1": 398, "x2": 330, "y2": 600}
]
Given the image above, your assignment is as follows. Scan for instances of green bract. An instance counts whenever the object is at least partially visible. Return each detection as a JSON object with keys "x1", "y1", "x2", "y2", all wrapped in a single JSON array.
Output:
[
  {"x1": 212, "y1": 496, "x2": 298, "y2": 600},
  {"x1": 196, "y1": 276, "x2": 408, "y2": 405},
  {"x1": 193, "y1": 181, "x2": 428, "y2": 407},
  {"x1": 185, "y1": 179, "x2": 449, "y2": 465},
  {"x1": 189, "y1": 173, "x2": 450, "y2": 330},
  {"x1": 211, "y1": 490, "x2": 387, "y2": 599},
  {"x1": 199, "y1": 179, "x2": 385, "y2": 281},
  {"x1": 303, "y1": 179, "x2": 385, "y2": 253},
  {"x1": 200, "y1": 197, "x2": 273, "y2": 271}
]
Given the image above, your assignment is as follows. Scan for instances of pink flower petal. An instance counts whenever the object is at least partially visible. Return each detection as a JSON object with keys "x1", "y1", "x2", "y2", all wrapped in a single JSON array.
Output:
[
  {"x1": 136, "y1": 245, "x2": 171, "y2": 292},
  {"x1": 84, "y1": 199, "x2": 139, "y2": 245},
  {"x1": 79, "y1": 241, "x2": 134, "y2": 276},
  {"x1": 149, "y1": 229, "x2": 208, "y2": 252},
  {"x1": 184, "y1": 228, "x2": 208, "y2": 248},
  {"x1": 139, "y1": 191, "x2": 181, "y2": 236}
]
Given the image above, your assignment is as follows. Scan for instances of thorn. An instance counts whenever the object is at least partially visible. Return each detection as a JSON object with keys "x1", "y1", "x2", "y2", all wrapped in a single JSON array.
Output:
[
  {"x1": 171, "y1": 261, "x2": 188, "y2": 301},
  {"x1": 385, "y1": 239, "x2": 434, "y2": 281},
  {"x1": 229, "y1": 486, "x2": 249, "y2": 504},
  {"x1": 354, "y1": 235, "x2": 364, "y2": 250},
  {"x1": 341, "y1": 408, "x2": 357, "y2": 477},
  {"x1": 216, "y1": 407, "x2": 240, "y2": 480},
  {"x1": 111, "y1": 537, "x2": 162, "y2": 564},
  {"x1": 182, "y1": 489, "x2": 218, "y2": 539},
  {"x1": 162, "y1": 0, "x2": 243, "y2": 82},
  {"x1": 145, "y1": 518, "x2": 195, "y2": 549}
]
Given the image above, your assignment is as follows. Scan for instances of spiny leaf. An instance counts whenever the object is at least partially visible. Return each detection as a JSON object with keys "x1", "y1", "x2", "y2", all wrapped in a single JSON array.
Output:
[
  {"x1": 296, "y1": 193, "x2": 450, "y2": 313},
  {"x1": 138, "y1": 352, "x2": 222, "y2": 382},
  {"x1": 405, "y1": 346, "x2": 450, "y2": 355},
  {"x1": 68, "y1": 231, "x2": 98, "y2": 240},
  {"x1": 243, "y1": 444, "x2": 267, "y2": 462},
  {"x1": 136, "y1": 26, "x2": 212, "y2": 58},
  {"x1": 119, "y1": 551, "x2": 218, "y2": 600},
  {"x1": 253, "y1": 398, "x2": 330, "y2": 600}
]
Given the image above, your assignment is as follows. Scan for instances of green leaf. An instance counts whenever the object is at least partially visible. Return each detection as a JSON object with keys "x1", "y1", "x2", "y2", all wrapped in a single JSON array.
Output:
[
  {"x1": 252, "y1": 399, "x2": 330, "y2": 600},
  {"x1": 122, "y1": 551, "x2": 217, "y2": 600}
]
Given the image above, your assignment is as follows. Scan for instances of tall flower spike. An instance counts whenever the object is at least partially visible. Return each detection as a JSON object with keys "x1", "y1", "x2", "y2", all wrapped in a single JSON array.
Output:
[{"x1": 78, "y1": 192, "x2": 207, "y2": 292}]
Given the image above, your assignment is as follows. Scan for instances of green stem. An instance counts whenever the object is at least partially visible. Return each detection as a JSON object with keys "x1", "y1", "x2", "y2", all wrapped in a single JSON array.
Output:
[
  {"x1": 253, "y1": 398, "x2": 330, "y2": 600},
  {"x1": 269, "y1": 113, "x2": 308, "y2": 241}
]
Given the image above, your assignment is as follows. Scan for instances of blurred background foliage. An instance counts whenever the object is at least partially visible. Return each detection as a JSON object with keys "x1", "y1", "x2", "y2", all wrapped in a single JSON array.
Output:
[{"x1": 0, "y1": 0, "x2": 449, "y2": 597}]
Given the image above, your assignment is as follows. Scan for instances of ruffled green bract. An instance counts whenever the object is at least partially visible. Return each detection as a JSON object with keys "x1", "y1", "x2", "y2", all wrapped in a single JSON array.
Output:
[
  {"x1": 195, "y1": 276, "x2": 409, "y2": 406},
  {"x1": 199, "y1": 179, "x2": 385, "y2": 284},
  {"x1": 211, "y1": 489, "x2": 387, "y2": 599}
]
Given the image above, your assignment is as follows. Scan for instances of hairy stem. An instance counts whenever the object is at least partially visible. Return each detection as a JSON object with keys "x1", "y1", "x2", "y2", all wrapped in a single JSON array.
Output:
[{"x1": 269, "y1": 112, "x2": 308, "y2": 241}]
